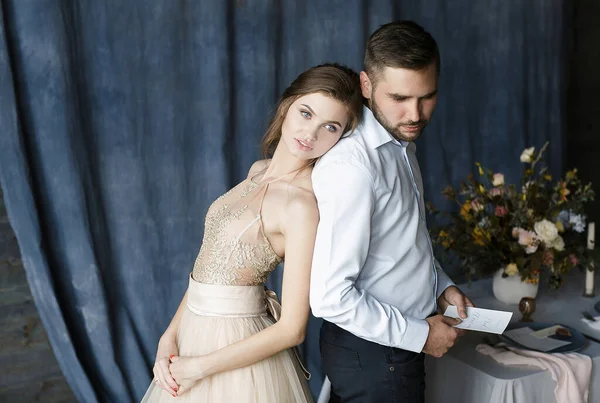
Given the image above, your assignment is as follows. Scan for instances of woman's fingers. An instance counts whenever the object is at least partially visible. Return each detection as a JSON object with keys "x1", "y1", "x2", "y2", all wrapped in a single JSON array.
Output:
[
  {"x1": 156, "y1": 360, "x2": 177, "y2": 396},
  {"x1": 159, "y1": 357, "x2": 180, "y2": 393},
  {"x1": 152, "y1": 366, "x2": 168, "y2": 392},
  {"x1": 152, "y1": 367, "x2": 163, "y2": 390}
]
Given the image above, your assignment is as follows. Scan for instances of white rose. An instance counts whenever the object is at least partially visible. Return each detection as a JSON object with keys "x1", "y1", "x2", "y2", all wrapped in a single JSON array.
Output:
[
  {"x1": 492, "y1": 173, "x2": 505, "y2": 186},
  {"x1": 520, "y1": 147, "x2": 535, "y2": 163},
  {"x1": 534, "y1": 219, "x2": 559, "y2": 244},
  {"x1": 525, "y1": 244, "x2": 539, "y2": 254},
  {"x1": 550, "y1": 235, "x2": 565, "y2": 251},
  {"x1": 505, "y1": 263, "x2": 519, "y2": 276},
  {"x1": 471, "y1": 200, "x2": 484, "y2": 212}
]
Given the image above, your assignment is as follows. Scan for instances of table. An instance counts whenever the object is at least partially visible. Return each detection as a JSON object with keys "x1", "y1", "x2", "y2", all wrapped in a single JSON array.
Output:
[{"x1": 425, "y1": 271, "x2": 600, "y2": 403}]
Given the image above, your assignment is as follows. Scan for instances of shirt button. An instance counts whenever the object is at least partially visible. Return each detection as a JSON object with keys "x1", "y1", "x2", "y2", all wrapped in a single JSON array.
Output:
[{"x1": 389, "y1": 366, "x2": 395, "y2": 372}]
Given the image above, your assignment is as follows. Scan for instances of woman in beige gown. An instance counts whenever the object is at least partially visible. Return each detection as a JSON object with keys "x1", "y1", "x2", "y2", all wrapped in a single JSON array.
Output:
[{"x1": 140, "y1": 63, "x2": 362, "y2": 402}]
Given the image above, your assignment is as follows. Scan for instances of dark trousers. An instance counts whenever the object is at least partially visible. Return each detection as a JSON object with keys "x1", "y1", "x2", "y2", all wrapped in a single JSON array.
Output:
[{"x1": 320, "y1": 321, "x2": 425, "y2": 403}]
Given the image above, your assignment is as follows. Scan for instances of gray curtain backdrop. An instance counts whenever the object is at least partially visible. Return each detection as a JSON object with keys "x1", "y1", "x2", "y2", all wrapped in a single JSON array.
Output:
[{"x1": 0, "y1": 1, "x2": 570, "y2": 401}]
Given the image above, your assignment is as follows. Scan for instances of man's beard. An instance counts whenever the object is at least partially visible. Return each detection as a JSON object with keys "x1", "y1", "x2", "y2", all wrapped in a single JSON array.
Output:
[{"x1": 369, "y1": 98, "x2": 428, "y2": 143}]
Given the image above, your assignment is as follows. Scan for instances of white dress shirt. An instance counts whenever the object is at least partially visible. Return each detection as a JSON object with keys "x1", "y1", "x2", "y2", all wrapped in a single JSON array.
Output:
[{"x1": 310, "y1": 106, "x2": 454, "y2": 353}]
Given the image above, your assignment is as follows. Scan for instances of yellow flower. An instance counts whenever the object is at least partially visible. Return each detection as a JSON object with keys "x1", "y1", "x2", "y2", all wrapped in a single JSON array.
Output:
[
  {"x1": 476, "y1": 163, "x2": 484, "y2": 176},
  {"x1": 566, "y1": 169, "x2": 577, "y2": 181},
  {"x1": 559, "y1": 181, "x2": 570, "y2": 202},
  {"x1": 439, "y1": 230, "x2": 453, "y2": 248},
  {"x1": 505, "y1": 263, "x2": 519, "y2": 276},
  {"x1": 460, "y1": 202, "x2": 472, "y2": 220},
  {"x1": 473, "y1": 227, "x2": 490, "y2": 246},
  {"x1": 555, "y1": 221, "x2": 564, "y2": 233}
]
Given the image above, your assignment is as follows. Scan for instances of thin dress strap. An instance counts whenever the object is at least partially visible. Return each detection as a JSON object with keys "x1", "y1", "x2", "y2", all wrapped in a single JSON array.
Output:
[
  {"x1": 258, "y1": 183, "x2": 270, "y2": 216},
  {"x1": 251, "y1": 164, "x2": 307, "y2": 217}
]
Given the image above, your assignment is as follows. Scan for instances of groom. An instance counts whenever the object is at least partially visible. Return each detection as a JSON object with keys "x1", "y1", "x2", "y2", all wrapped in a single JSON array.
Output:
[{"x1": 310, "y1": 21, "x2": 473, "y2": 402}]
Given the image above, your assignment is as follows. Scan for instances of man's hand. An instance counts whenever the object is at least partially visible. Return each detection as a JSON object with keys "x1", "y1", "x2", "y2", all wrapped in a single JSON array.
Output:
[
  {"x1": 437, "y1": 285, "x2": 475, "y2": 319},
  {"x1": 422, "y1": 315, "x2": 461, "y2": 358}
]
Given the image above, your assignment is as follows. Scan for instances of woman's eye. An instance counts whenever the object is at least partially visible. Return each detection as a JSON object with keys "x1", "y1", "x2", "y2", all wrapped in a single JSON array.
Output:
[
  {"x1": 325, "y1": 125, "x2": 337, "y2": 133},
  {"x1": 301, "y1": 110, "x2": 311, "y2": 119}
]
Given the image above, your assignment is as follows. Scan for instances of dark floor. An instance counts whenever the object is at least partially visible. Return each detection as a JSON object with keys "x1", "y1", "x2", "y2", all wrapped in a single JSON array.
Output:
[{"x1": 0, "y1": 188, "x2": 76, "y2": 403}]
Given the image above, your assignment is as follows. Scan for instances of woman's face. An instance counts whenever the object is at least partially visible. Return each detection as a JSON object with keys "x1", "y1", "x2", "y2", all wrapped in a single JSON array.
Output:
[{"x1": 280, "y1": 92, "x2": 349, "y2": 160}]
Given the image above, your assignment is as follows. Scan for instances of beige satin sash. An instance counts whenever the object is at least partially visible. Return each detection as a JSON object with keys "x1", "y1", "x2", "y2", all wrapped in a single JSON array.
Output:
[{"x1": 265, "y1": 287, "x2": 311, "y2": 380}]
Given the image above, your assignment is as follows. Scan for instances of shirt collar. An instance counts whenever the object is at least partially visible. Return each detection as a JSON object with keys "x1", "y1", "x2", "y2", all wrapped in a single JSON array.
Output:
[{"x1": 360, "y1": 106, "x2": 411, "y2": 150}]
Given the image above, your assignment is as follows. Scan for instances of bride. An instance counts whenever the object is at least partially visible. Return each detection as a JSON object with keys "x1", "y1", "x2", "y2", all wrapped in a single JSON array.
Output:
[{"x1": 140, "y1": 63, "x2": 362, "y2": 402}]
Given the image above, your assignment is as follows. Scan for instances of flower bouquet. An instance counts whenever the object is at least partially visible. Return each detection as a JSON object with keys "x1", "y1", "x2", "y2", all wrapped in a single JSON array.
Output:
[{"x1": 429, "y1": 143, "x2": 597, "y2": 290}]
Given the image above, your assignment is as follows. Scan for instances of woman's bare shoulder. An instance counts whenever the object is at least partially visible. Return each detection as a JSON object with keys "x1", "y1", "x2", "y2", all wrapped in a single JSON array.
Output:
[{"x1": 247, "y1": 159, "x2": 271, "y2": 179}]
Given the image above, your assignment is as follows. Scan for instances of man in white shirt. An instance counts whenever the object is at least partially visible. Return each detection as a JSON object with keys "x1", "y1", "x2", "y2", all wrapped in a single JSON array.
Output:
[{"x1": 310, "y1": 21, "x2": 474, "y2": 403}]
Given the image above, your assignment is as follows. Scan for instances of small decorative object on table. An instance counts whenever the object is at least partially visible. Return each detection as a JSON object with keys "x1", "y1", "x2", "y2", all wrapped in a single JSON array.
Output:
[
  {"x1": 519, "y1": 297, "x2": 536, "y2": 322},
  {"x1": 583, "y1": 222, "x2": 595, "y2": 297},
  {"x1": 555, "y1": 327, "x2": 572, "y2": 338},
  {"x1": 429, "y1": 142, "x2": 598, "y2": 304}
]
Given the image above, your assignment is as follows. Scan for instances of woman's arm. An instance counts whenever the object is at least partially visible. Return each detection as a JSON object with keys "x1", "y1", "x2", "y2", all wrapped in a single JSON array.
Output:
[
  {"x1": 160, "y1": 290, "x2": 188, "y2": 342},
  {"x1": 169, "y1": 195, "x2": 318, "y2": 390},
  {"x1": 153, "y1": 290, "x2": 188, "y2": 395}
]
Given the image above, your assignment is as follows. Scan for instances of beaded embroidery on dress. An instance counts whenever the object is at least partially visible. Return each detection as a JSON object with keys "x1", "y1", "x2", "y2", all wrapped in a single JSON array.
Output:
[{"x1": 191, "y1": 176, "x2": 282, "y2": 286}]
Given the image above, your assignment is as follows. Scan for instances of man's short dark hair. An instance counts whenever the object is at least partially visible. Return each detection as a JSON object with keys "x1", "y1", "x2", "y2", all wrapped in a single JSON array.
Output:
[{"x1": 364, "y1": 20, "x2": 440, "y2": 86}]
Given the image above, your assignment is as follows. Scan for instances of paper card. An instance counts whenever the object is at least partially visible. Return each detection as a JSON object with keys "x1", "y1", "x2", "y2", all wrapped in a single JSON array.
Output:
[
  {"x1": 530, "y1": 325, "x2": 562, "y2": 339},
  {"x1": 503, "y1": 327, "x2": 571, "y2": 352},
  {"x1": 443, "y1": 306, "x2": 513, "y2": 334}
]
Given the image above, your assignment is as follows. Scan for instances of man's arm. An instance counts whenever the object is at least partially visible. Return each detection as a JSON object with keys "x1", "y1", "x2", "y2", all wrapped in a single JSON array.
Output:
[{"x1": 309, "y1": 158, "x2": 430, "y2": 353}]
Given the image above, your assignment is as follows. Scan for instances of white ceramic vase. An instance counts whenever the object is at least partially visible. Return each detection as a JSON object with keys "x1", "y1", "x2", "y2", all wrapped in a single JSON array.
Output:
[{"x1": 492, "y1": 269, "x2": 539, "y2": 305}]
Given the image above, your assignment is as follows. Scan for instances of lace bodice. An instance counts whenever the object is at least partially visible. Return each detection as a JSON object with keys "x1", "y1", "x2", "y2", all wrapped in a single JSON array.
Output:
[{"x1": 192, "y1": 174, "x2": 283, "y2": 286}]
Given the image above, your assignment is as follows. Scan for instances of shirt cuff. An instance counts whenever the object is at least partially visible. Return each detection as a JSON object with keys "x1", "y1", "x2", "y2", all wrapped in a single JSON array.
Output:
[
  {"x1": 397, "y1": 317, "x2": 430, "y2": 353},
  {"x1": 436, "y1": 272, "x2": 455, "y2": 300}
]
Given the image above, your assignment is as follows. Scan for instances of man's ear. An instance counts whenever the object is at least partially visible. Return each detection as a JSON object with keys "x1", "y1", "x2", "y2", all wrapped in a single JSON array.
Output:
[{"x1": 360, "y1": 71, "x2": 373, "y2": 100}]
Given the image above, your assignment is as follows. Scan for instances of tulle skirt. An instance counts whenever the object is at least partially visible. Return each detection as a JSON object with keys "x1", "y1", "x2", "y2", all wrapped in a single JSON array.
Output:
[{"x1": 140, "y1": 276, "x2": 313, "y2": 402}]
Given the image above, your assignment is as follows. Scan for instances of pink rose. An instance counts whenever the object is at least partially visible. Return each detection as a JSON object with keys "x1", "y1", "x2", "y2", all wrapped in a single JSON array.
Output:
[
  {"x1": 569, "y1": 254, "x2": 579, "y2": 266},
  {"x1": 495, "y1": 206, "x2": 508, "y2": 217},
  {"x1": 518, "y1": 230, "x2": 538, "y2": 247},
  {"x1": 542, "y1": 250, "x2": 554, "y2": 266},
  {"x1": 512, "y1": 227, "x2": 522, "y2": 238},
  {"x1": 490, "y1": 188, "x2": 502, "y2": 197}
]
